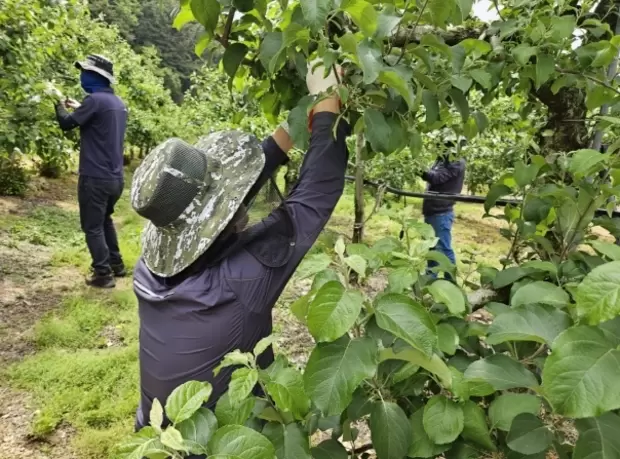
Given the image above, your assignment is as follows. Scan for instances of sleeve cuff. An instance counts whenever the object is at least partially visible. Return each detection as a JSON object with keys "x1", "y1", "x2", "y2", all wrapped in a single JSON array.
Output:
[{"x1": 261, "y1": 136, "x2": 289, "y2": 166}]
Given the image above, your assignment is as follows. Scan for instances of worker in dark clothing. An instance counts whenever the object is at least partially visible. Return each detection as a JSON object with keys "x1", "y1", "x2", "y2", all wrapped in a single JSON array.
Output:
[
  {"x1": 421, "y1": 135, "x2": 466, "y2": 279},
  {"x1": 54, "y1": 55, "x2": 128, "y2": 288},
  {"x1": 129, "y1": 63, "x2": 347, "y2": 447}
]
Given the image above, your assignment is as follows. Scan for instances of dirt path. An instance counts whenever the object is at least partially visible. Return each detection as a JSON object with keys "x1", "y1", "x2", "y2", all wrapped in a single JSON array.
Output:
[{"x1": 0, "y1": 186, "x2": 82, "y2": 459}]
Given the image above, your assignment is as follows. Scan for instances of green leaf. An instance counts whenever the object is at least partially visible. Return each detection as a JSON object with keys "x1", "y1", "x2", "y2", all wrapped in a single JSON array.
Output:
[
  {"x1": 344, "y1": 255, "x2": 367, "y2": 278},
  {"x1": 300, "y1": 0, "x2": 332, "y2": 32},
  {"x1": 311, "y1": 440, "x2": 348, "y2": 459},
  {"x1": 228, "y1": 368, "x2": 258, "y2": 405},
  {"x1": 427, "y1": 0, "x2": 454, "y2": 26},
  {"x1": 535, "y1": 53, "x2": 555, "y2": 88},
  {"x1": 451, "y1": 76, "x2": 473, "y2": 93},
  {"x1": 378, "y1": 70, "x2": 414, "y2": 108},
  {"x1": 462, "y1": 401, "x2": 496, "y2": 451},
  {"x1": 409, "y1": 409, "x2": 449, "y2": 458},
  {"x1": 437, "y1": 323, "x2": 459, "y2": 356},
  {"x1": 422, "y1": 90, "x2": 440, "y2": 124},
  {"x1": 215, "y1": 392, "x2": 255, "y2": 426},
  {"x1": 262, "y1": 423, "x2": 311, "y2": 459},
  {"x1": 375, "y1": 293, "x2": 437, "y2": 356},
  {"x1": 176, "y1": 408, "x2": 218, "y2": 454},
  {"x1": 550, "y1": 16, "x2": 576, "y2": 41},
  {"x1": 489, "y1": 394, "x2": 541, "y2": 432},
  {"x1": 375, "y1": 8, "x2": 401, "y2": 39},
  {"x1": 511, "y1": 282, "x2": 570, "y2": 309},
  {"x1": 173, "y1": 4, "x2": 195, "y2": 30},
  {"x1": 370, "y1": 401, "x2": 412, "y2": 459},
  {"x1": 570, "y1": 149, "x2": 609, "y2": 178},
  {"x1": 254, "y1": 335, "x2": 277, "y2": 358},
  {"x1": 590, "y1": 240, "x2": 620, "y2": 261},
  {"x1": 223, "y1": 43, "x2": 248, "y2": 79},
  {"x1": 469, "y1": 69, "x2": 492, "y2": 89},
  {"x1": 208, "y1": 425, "x2": 275, "y2": 459},
  {"x1": 150, "y1": 398, "x2": 164, "y2": 433},
  {"x1": 493, "y1": 267, "x2": 531, "y2": 289},
  {"x1": 487, "y1": 304, "x2": 571, "y2": 346},
  {"x1": 449, "y1": 88, "x2": 470, "y2": 122},
  {"x1": 379, "y1": 346, "x2": 452, "y2": 388},
  {"x1": 587, "y1": 85, "x2": 616, "y2": 110},
  {"x1": 259, "y1": 32, "x2": 285, "y2": 74},
  {"x1": 464, "y1": 354, "x2": 539, "y2": 390},
  {"x1": 427, "y1": 280, "x2": 466, "y2": 316},
  {"x1": 575, "y1": 261, "x2": 620, "y2": 325},
  {"x1": 341, "y1": 0, "x2": 377, "y2": 36},
  {"x1": 165, "y1": 381, "x2": 213, "y2": 424},
  {"x1": 506, "y1": 413, "x2": 553, "y2": 455},
  {"x1": 265, "y1": 367, "x2": 310, "y2": 419},
  {"x1": 388, "y1": 267, "x2": 418, "y2": 293},
  {"x1": 214, "y1": 350, "x2": 253, "y2": 375},
  {"x1": 364, "y1": 109, "x2": 393, "y2": 153},
  {"x1": 423, "y1": 395, "x2": 464, "y2": 445},
  {"x1": 460, "y1": 39, "x2": 492, "y2": 56},
  {"x1": 190, "y1": 0, "x2": 220, "y2": 34},
  {"x1": 303, "y1": 336, "x2": 378, "y2": 415},
  {"x1": 161, "y1": 426, "x2": 188, "y2": 452},
  {"x1": 357, "y1": 39, "x2": 383, "y2": 84},
  {"x1": 514, "y1": 161, "x2": 540, "y2": 188},
  {"x1": 306, "y1": 281, "x2": 363, "y2": 343},
  {"x1": 485, "y1": 184, "x2": 512, "y2": 213},
  {"x1": 574, "y1": 412, "x2": 620, "y2": 459},
  {"x1": 542, "y1": 325, "x2": 620, "y2": 418},
  {"x1": 296, "y1": 253, "x2": 332, "y2": 279},
  {"x1": 234, "y1": 0, "x2": 254, "y2": 12},
  {"x1": 512, "y1": 45, "x2": 536, "y2": 66}
]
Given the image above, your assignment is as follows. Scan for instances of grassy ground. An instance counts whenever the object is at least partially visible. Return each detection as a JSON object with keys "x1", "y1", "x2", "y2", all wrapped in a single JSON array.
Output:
[{"x1": 0, "y1": 173, "x2": 509, "y2": 458}]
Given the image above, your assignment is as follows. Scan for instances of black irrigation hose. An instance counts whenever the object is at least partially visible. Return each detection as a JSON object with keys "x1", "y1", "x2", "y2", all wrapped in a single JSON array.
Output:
[{"x1": 343, "y1": 176, "x2": 620, "y2": 219}]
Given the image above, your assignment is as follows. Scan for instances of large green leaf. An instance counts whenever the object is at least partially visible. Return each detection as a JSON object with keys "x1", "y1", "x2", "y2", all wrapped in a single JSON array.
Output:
[
  {"x1": 370, "y1": 401, "x2": 412, "y2": 459},
  {"x1": 262, "y1": 423, "x2": 311, "y2": 459},
  {"x1": 228, "y1": 368, "x2": 258, "y2": 405},
  {"x1": 161, "y1": 426, "x2": 189, "y2": 453},
  {"x1": 208, "y1": 425, "x2": 275, "y2": 459},
  {"x1": 357, "y1": 39, "x2": 383, "y2": 84},
  {"x1": 573, "y1": 412, "x2": 620, "y2": 459},
  {"x1": 422, "y1": 90, "x2": 440, "y2": 124},
  {"x1": 341, "y1": 0, "x2": 377, "y2": 36},
  {"x1": 223, "y1": 43, "x2": 248, "y2": 79},
  {"x1": 379, "y1": 346, "x2": 452, "y2": 387},
  {"x1": 485, "y1": 184, "x2": 512, "y2": 214},
  {"x1": 487, "y1": 304, "x2": 571, "y2": 345},
  {"x1": 512, "y1": 45, "x2": 537, "y2": 66},
  {"x1": 535, "y1": 53, "x2": 555, "y2": 88},
  {"x1": 590, "y1": 240, "x2": 620, "y2": 261},
  {"x1": 461, "y1": 401, "x2": 496, "y2": 451},
  {"x1": 311, "y1": 440, "x2": 348, "y2": 459},
  {"x1": 449, "y1": 87, "x2": 470, "y2": 122},
  {"x1": 427, "y1": 280, "x2": 467, "y2": 316},
  {"x1": 506, "y1": 413, "x2": 553, "y2": 455},
  {"x1": 306, "y1": 281, "x2": 363, "y2": 343},
  {"x1": 511, "y1": 281, "x2": 570, "y2": 309},
  {"x1": 542, "y1": 325, "x2": 620, "y2": 418},
  {"x1": 265, "y1": 367, "x2": 310, "y2": 420},
  {"x1": 300, "y1": 0, "x2": 332, "y2": 32},
  {"x1": 387, "y1": 267, "x2": 418, "y2": 293},
  {"x1": 569, "y1": 149, "x2": 609, "y2": 178},
  {"x1": 190, "y1": 0, "x2": 220, "y2": 34},
  {"x1": 423, "y1": 395, "x2": 464, "y2": 445},
  {"x1": 409, "y1": 409, "x2": 450, "y2": 458},
  {"x1": 489, "y1": 394, "x2": 542, "y2": 432},
  {"x1": 464, "y1": 354, "x2": 539, "y2": 390},
  {"x1": 259, "y1": 32, "x2": 285, "y2": 74},
  {"x1": 173, "y1": 4, "x2": 195, "y2": 30},
  {"x1": 303, "y1": 336, "x2": 378, "y2": 415},
  {"x1": 437, "y1": 323, "x2": 459, "y2": 356},
  {"x1": 165, "y1": 381, "x2": 213, "y2": 424},
  {"x1": 364, "y1": 108, "x2": 392, "y2": 153},
  {"x1": 575, "y1": 261, "x2": 620, "y2": 325},
  {"x1": 375, "y1": 8, "x2": 401, "y2": 39},
  {"x1": 176, "y1": 408, "x2": 218, "y2": 455},
  {"x1": 469, "y1": 68, "x2": 492, "y2": 89},
  {"x1": 215, "y1": 392, "x2": 254, "y2": 426},
  {"x1": 374, "y1": 293, "x2": 437, "y2": 357},
  {"x1": 378, "y1": 70, "x2": 414, "y2": 108}
]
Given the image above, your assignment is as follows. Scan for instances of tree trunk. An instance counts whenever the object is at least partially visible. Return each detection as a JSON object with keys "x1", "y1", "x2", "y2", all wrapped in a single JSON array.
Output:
[{"x1": 352, "y1": 133, "x2": 365, "y2": 243}]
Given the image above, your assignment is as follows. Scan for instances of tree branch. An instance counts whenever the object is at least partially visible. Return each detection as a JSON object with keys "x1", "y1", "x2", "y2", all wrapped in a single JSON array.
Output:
[
  {"x1": 557, "y1": 68, "x2": 620, "y2": 97},
  {"x1": 222, "y1": 7, "x2": 236, "y2": 47},
  {"x1": 389, "y1": 24, "x2": 486, "y2": 47}
]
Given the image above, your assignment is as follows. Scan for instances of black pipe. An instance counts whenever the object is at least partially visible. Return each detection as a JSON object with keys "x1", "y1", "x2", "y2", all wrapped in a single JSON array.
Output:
[{"x1": 344, "y1": 176, "x2": 620, "y2": 219}]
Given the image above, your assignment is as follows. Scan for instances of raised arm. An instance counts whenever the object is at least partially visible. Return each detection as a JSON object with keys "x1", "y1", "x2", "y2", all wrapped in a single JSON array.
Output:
[{"x1": 422, "y1": 160, "x2": 464, "y2": 186}]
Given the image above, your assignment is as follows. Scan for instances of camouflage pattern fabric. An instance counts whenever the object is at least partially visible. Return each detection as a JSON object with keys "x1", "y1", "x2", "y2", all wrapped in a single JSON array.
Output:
[{"x1": 131, "y1": 131, "x2": 265, "y2": 277}]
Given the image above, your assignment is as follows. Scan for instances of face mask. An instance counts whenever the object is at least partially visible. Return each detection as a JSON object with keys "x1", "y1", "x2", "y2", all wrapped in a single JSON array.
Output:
[{"x1": 80, "y1": 71, "x2": 110, "y2": 94}]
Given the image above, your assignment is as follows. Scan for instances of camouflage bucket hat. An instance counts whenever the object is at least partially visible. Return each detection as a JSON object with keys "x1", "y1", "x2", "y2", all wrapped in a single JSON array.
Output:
[{"x1": 131, "y1": 132, "x2": 265, "y2": 277}]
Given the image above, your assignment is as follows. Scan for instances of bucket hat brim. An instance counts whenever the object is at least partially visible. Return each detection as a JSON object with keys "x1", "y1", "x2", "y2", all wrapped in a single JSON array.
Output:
[
  {"x1": 132, "y1": 131, "x2": 266, "y2": 277},
  {"x1": 75, "y1": 60, "x2": 116, "y2": 84}
]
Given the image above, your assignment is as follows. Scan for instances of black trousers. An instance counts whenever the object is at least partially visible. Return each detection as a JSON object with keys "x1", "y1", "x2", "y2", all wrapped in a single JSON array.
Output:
[{"x1": 78, "y1": 176, "x2": 124, "y2": 275}]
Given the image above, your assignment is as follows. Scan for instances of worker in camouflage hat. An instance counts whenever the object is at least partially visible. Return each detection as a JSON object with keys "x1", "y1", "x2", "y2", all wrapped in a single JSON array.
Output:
[{"x1": 130, "y1": 62, "x2": 350, "y2": 444}]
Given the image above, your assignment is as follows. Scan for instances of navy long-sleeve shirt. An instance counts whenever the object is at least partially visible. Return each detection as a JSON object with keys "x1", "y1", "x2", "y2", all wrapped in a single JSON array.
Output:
[
  {"x1": 421, "y1": 157, "x2": 466, "y2": 216},
  {"x1": 133, "y1": 112, "x2": 350, "y2": 430}
]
